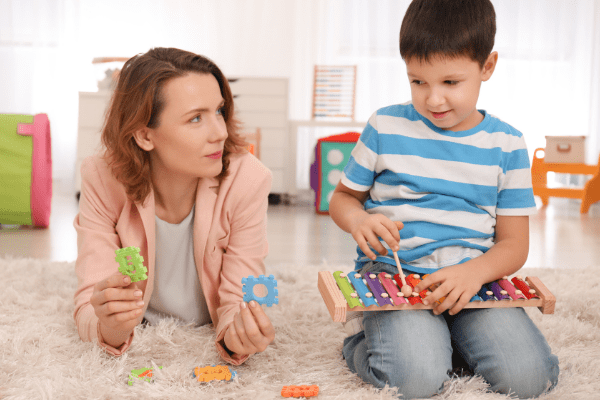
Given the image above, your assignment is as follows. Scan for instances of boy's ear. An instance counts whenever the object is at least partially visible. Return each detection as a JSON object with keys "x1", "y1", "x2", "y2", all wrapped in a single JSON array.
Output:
[
  {"x1": 481, "y1": 51, "x2": 498, "y2": 81},
  {"x1": 132, "y1": 127, "x2": 155, "y2": 151}
]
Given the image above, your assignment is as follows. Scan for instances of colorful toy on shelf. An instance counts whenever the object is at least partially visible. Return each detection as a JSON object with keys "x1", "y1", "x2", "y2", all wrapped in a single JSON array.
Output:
[
  {"x1": 281, "y1": 385, "x2": 320, "y2": 398},
  {"x1": 193, "y1": 365, "x2": 237, "y2": 382},
  {"x1": 127, "y1": 366, "x2": 162, "y2": 385},
  {"x1": 318, "y1": 270, "x2": 555, "y2": 322},
  {"x1": 312, "y1": 65, "x2": 356, "y2": 120},
  {"x1": 115, "y1": 246, "x2": 148, "y2": 282},
  {"x1": 309, "y1": 131, "x2": 361, "y2": 214},
  {"x1": 0, "y1": 113, "x2": 52, "y2": 227},
  {"x1": 242, "y1": 274, "x2": 278, "y2": 307}
]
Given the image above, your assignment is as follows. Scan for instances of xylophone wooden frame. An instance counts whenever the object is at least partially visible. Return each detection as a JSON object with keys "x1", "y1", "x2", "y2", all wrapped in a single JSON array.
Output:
[{"x1": 318, "y1": 271, "x2": 556, "y2": 322}]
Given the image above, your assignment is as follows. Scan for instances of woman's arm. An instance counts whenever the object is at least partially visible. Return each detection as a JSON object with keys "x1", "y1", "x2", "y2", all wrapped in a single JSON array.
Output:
[
  {"x1": 73, "y1": 156, "x2": 140, "y2": 354},
  {"x1": 213, "y1": 155, "x2": 273, "y2": 364}
]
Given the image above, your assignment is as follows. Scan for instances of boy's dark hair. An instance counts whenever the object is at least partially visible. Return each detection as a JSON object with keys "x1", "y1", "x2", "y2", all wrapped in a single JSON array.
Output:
[{"x1": 400, "y1": 0, "x2": 496, "y2": 67}]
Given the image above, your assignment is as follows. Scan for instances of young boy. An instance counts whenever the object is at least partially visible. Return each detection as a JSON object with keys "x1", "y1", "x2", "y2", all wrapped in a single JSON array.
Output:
[{"x1": 329, "y1": 1, "x2": 559, "y2": 399}]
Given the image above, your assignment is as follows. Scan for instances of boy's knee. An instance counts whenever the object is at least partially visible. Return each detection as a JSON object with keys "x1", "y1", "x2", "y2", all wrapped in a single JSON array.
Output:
[
  {"x1": 484, "y1": 355, "x2": 559, "y2": 398},
  {"x1": 384, "y1": 363, "x2": 449, "y2": 400}
]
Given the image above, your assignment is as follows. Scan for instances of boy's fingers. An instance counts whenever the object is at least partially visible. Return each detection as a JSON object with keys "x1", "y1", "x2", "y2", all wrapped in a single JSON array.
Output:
[
  {"x1": 433, "y1": 291, "x2": 459, "y2": 315},
  {"x1": 355, "y1": 236, "x2": 377, "y2": 260},
  {"x1": 380, "y1": 219, "x2": 401, "y2": 245},
  {"x1": 414, "y1": 275, "x2": 433, "y2": 294},
  {"x1": 449, "y1": 296, "x2": 470, "y2": 316},
  {"x1": 376, "y1": 225, "x2": 399, "y2": 252},
  {"x1": 422, "y1": 286, "x2": 444, "y2": 306},
  {"x1": 364, "y1": 231, "x2": 387, "y2": 256}
]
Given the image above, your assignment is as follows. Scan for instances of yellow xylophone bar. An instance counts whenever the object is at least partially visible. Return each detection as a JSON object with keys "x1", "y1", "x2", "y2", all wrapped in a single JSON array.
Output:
[{"x1": 318, "y1": 271, "x2": 556, "y2": 322}]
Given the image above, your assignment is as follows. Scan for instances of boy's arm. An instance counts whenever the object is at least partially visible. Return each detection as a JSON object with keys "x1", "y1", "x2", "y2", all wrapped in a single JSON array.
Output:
[
  {"x1": 415, "y1": 215, "x2": 529, "y2": 315},
  {"x1": 329, "y1": 182, "x2": 403, "y2": 260}
]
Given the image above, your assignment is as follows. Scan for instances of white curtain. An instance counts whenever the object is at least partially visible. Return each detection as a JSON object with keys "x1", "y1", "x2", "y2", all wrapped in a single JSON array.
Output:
[
  {"x1": 318, "y1": 0, "x2": 600, "y2": 161},
  {"x1": 1, "y1": 0, "x2": 599, "y2": 192}
]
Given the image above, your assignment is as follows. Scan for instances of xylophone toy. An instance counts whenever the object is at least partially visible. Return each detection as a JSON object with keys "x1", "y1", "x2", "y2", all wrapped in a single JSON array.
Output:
[{"x1": 318, "y1": 270, "x2": 556, "y2": 322}]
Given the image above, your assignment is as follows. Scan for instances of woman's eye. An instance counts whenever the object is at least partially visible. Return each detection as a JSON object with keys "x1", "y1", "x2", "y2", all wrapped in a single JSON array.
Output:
[
  {"x1": 217, "y1": 107, "x2": 225, "y2": 116},
  {"x1": 191, "y1": 115, "x2": 201, "y2": 123}
]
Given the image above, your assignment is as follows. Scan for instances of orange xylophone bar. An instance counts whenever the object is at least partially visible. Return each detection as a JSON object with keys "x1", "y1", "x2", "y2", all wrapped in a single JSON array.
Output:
[{"x1": 318, "y1": 271, "x2": 556, "y2": 322}]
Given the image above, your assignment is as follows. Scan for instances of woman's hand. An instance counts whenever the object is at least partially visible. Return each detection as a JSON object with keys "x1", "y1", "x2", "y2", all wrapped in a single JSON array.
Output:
[
  {"x1": 414, "y1": 261, "x2": 487, "y2": 316},
  {"x1": 349, "y1": 214, "x2": 404, "y2": 260},
  {"x1": 223, "y1": 301, "x2": 275, "y2": 356},
  {"x1": 90, "y1": 272, "x2": 145, "y2": 334}
]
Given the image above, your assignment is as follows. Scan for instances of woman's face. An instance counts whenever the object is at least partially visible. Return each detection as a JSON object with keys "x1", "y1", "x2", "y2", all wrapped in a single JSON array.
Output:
[{"x1": 145, "y1": 72, "x2": 228, "y2": 180}]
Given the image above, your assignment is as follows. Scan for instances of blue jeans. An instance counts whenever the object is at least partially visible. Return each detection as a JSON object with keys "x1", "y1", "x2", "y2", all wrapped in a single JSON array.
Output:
[{"x1": 342, "y1": 262, "x2": 559, "y2": 399}]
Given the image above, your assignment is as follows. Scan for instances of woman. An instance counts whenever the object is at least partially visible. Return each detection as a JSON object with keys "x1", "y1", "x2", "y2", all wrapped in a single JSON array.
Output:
[{"x1": 73, "y1": 47, "x2": 274, "y2": 365}]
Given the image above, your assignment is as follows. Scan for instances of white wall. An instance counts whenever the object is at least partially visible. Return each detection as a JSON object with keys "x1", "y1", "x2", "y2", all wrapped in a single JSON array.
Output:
[{"x1": 1, "y1": 0, "x2": 599, "y2": 193}]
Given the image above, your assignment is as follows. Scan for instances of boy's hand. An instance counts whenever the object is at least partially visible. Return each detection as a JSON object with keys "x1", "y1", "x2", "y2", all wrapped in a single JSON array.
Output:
[
  {"x1": 349, "y1": 214, "x2": 404, "y2": 260},
  {"x1": 414, "y1": 262, "x2": 486, "y2": 316},
  {"x1": 224, "y1": 301, "x2": 275, "y2": 356},
  {"x1": 90, "y1": 272, "x2": 145, "y2": 333}
]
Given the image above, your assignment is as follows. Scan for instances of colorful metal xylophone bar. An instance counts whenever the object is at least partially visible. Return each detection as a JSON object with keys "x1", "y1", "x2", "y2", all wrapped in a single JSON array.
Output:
[{"x1": 318, "y1": 271, "x2": 556, "y2": 322}]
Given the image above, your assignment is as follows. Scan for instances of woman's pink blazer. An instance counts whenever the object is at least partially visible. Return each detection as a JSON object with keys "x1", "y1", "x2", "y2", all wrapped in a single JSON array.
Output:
[{"x1": 73, "y1": 152, "x2": 271, "y2": 365}]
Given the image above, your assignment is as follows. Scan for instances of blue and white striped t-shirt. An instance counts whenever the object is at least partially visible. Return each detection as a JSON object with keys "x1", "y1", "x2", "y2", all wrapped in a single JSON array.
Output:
[{"x1": 341, "y1": 103, "x2": 536, "y2": 274}]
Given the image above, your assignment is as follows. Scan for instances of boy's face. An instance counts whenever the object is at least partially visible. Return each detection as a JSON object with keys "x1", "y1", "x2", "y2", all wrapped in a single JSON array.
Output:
[{"x1": 406, "y1": 52, "x2": 497, "y2": 132}]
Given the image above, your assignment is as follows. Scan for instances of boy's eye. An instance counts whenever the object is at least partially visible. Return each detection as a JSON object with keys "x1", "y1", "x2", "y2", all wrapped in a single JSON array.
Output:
[
  {"x1": 445, "y1": 80, "x2": 459, "y2": 85},
  {"x1": 411, "y1": 79, "x2": 424, "y2": 85}
]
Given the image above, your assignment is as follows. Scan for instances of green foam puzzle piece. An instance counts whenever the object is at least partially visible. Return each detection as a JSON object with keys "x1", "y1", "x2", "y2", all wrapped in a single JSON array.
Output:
[
  {"x1": 115, "y1": 246, "x2": 148, "y2": 282},
  {"x1": 128, "y1": 366, "x2": 163, "y2": 386}
]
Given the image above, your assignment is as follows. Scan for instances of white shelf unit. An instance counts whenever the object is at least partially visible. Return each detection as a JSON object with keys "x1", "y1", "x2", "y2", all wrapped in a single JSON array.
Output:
[
  {"x1": 75, "y1": 91, "x2": 112, "y2": 195},
  {"x1": 229, "y1": 77, "x2": 290, "y2": 194}
]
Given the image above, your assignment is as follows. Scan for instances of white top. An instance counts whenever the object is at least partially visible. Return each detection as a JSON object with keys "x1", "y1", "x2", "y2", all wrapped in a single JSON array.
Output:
[{"x1": 144, "y1": 205, "x2": 211, "y2": 326}]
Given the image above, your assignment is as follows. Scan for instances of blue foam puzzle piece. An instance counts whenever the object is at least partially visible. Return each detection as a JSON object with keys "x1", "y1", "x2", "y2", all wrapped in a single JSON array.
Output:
[{"x1": 241, "y1": 274, "x2": 278, "y2": 307}]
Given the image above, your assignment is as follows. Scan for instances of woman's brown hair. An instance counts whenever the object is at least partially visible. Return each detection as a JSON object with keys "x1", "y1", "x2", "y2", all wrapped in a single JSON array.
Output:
[{"x1": 101, "y1": 47, "x2": 247, "y2": 204}]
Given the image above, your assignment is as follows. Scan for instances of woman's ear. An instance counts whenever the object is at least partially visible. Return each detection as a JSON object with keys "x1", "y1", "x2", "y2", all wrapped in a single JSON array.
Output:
[
  {"x1": 481, "y1": 51, "x2": 498, "y2": 81},
  {"x1": 132, "y1": 127, "x2": 154, "y2": 151}
]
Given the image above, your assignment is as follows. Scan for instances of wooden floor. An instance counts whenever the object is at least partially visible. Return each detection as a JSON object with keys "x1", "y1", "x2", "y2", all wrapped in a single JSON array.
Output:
[{"x1": 1, "y1": 189, "x2": 599, "y2": 271}]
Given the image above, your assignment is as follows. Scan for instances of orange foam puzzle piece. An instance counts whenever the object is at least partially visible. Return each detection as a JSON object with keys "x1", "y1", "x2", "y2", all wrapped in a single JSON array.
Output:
[
  {"x1": 281, "y1": 385, "x2": 319, "y2": 397},
  {"x1": 194, "y1": 365, "x2": 232, "y2": 382}
]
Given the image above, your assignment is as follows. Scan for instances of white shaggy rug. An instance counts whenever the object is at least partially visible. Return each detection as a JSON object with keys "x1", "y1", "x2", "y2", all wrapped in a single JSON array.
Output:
[{"x1": 1, "y1": 257, "x2": 599, "y2": 400}]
